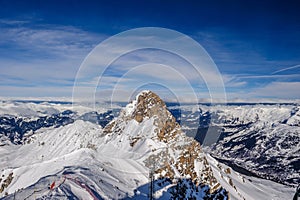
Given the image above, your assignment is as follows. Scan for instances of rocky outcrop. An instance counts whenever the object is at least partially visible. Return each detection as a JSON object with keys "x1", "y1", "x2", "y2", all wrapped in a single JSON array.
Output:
[
  {"x1": 103, "y1": 90, "x2": 227, "y2": 197},
  {"x1": 0, "y1": 172, "x2": 13, "y2": 194}
]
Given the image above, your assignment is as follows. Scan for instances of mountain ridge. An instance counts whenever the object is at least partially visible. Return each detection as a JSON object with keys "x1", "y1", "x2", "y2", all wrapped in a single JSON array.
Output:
[
  {"x1": 102, "y1": 90, "x2": 227, "y2": 197},
  {"x1": 0, "y1": 91, "x2": 296, "y2": 199},
  {"x1": 0, "y1": 90, "x2": 228, "y2": 199}
]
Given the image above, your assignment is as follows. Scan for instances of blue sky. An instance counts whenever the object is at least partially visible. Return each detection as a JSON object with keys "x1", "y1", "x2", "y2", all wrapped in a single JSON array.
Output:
[{"x1": 0, "y1": 0, "x2": 300, "y2": 101}]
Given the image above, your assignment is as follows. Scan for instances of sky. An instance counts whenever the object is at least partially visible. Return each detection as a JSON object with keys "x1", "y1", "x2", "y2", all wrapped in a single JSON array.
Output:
[{"x1": 0, "y1": 0, "x2": 300, "y2": 102}]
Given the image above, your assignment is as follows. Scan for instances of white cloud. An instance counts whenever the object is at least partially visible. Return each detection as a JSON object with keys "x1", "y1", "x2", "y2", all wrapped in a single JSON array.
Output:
[
  {"x1": 0, "y1": 85, "x2": 73, "y2": 98},
  {"x1": 4, "y1": 25, "x2": 298, "y2": 102},
  {"x1": 250, "y1": 82, "x2": 300, "y2": 99},
  {"x1": 0, "y1": 21, "x2": 106, "y2": 97},
  {"x1": 0, "y1": 19, "x2": 30, "y2": 25},
  {"x1": 73, "y1": 28, "x2": 228, "y2": 103},
  {"x1": 222, "y1": 81, "x2": 300, "y2": 100},
  {"x1": 271, "y1": 64, "x2": 300, "y2": 74},
  {"x1": 221, "y1": 74, "x2": 247, "y2": 87},
  {"x1": 0, "y1": 23, "x2": 104, "y2": 59},
  {"x1": 236, "y1": 74, "x2": 300, "y2": 79}
]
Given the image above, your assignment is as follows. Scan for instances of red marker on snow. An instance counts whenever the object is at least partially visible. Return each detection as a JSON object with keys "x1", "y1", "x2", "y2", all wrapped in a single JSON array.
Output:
[{"x1": 50, "y1": 181, "x2": 55, "y2": 190}]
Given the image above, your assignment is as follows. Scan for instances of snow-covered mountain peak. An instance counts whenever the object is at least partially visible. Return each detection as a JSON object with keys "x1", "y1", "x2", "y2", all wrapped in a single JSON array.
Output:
[
  {"x1": 123, "y1": 90, "x2": 166, "y2": 119},
  {"x1": 101, "y1": 91, "x2": 227, "y2": 197},
  {"x1": 107, "y1": 90, "x2": 181, "y2": 142}
]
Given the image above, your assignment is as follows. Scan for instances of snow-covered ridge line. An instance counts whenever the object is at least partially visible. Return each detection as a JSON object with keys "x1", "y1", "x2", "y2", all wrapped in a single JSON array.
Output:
[
  {"x1": 0, "y1": 90, "x2": 229, "y2": 199},
  {"x1": 0, "y1": 91, "x2": 298, "y2": 199}
]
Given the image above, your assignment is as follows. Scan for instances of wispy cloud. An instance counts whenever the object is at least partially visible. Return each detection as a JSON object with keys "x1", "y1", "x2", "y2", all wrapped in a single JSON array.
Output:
[
  {"x1": 0, "y1": 19, "x2": 30, "y2": 25},
  {"x1": 249, "y1": 81, "x2": 300, "y2": 99},
  {"x1": 271, "y1": 64, "x2": 300, "y2": 74},
  {"x1": 235, "y1": 74, "x2": 300, "y2": 79},
  {"x1": 194, "y1": 29, "x2": 300, "y2": 94},
  {"x1": 0, "y1": 19, "x2": 106, "y2": 97},
  {"x1": 73, "y1": 28, "x2": 228, "y2": 103},
  {"x1": 194, "y1": 30, "x2": 270, "y2": 72},
  {"x1": 0, "y1": 22, "x2": 104, "y2": 59},
  {"x1": 1, "y1": 19, "x2": 299, "y2": 102},
  {"x1": 0, "y1": 85, "x2": 74, "y2": 97}
]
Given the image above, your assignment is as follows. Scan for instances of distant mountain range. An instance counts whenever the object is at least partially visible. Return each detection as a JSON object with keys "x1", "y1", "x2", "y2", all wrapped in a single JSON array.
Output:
[{"x1": 0, "y1": 93, "x2": 297, "y2": 199}]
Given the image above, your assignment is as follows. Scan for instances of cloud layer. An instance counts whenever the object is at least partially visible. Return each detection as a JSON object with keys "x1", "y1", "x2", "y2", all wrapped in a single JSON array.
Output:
[{"x1": 0, "y1": 19, "x2": 299, "y2": 102}]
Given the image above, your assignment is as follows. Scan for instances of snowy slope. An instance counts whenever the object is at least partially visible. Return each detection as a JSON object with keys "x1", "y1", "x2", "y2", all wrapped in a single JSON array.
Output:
[
  {"x1": 0, "y1": 101, "x2": 117, "y2": 145},
  {"x1": 0, "y1": 91, "x2": 227, "y2": 199},
  {"x1": 0, "y1": 93, "x2": 298, "y2": 199},
  {"x1": 0, "y1": 120, "x2": 103, "y2": 195},
  {"x1": 206, "y1": 104, "x2": 300, "y2": 185},
  {"x1": 206, "y1": 154, "x2": 294, "y2": 200},
  {"x1": 0, "y1": 118, "x2": 151, "y2": 199},
  {"x1": 167, "y1": 103, "x2": 300, "y2": 186}
]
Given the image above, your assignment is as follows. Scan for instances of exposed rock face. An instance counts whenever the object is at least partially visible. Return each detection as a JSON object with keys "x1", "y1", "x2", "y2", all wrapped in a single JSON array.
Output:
[
  {"x1": 0, "y1": 173, "x2": 13, "y2": 194},
  {"x1": 103, "y1": 90, "x2": 227, "y2": 197},
  {"x1": 103, "y1": 90, "x2": 182, "y2": 146},
  {"x1": 132, "y1": 91, "x2": 181, "y2": 141}
]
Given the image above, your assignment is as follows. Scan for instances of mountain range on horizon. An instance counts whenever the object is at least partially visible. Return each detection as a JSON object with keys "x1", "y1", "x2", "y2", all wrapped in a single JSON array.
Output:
[{"x1": 0, "y1": 90, "x2": 298, "y2": 199}]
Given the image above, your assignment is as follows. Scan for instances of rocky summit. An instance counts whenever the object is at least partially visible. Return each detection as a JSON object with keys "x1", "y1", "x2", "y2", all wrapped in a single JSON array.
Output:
[{"x1": 103, "y1": 90, "x2": 228, "y2": 198}]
